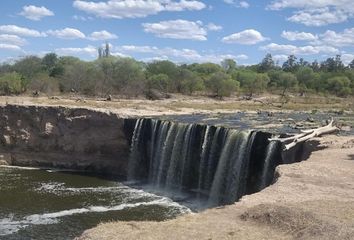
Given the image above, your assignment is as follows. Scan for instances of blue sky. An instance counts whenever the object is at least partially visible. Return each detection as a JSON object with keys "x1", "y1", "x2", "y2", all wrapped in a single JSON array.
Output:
[{"x1": 0, "y1": 0, "x2": 353, "y2": 65}]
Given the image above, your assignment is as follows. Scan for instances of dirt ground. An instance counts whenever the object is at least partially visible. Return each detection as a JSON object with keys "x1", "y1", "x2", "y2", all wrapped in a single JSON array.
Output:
[
  {"x1": 78, "y1": 135, "x2": 354, "y2": 240},
  {"x1": 0, "y1": 94, "x2": 353, "y2": 117}
]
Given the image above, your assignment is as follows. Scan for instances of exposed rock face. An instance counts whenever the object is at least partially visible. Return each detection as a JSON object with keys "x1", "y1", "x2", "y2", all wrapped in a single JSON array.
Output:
[{"x1": 0, "y1": 105, "x2": 131, "y2": 176}]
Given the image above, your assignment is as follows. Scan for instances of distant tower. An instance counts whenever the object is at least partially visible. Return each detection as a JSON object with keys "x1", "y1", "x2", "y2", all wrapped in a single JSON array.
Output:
[
  {"x1": 98, "y1": 47, "x2": 103, "y2": 59},
  {"x1": 104, "y1": 42, "x2": 110, "y2": 57}
]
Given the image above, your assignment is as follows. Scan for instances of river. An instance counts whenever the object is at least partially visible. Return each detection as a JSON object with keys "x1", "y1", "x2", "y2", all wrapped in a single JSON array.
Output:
[{"x1": 0, "y1": 166, "x2": 190, "y2": 240}]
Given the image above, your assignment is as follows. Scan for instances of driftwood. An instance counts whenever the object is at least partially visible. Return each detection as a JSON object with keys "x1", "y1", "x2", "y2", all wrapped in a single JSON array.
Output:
[{"x1": 270, "y1": 119, "x2": 339, "y2": 150}]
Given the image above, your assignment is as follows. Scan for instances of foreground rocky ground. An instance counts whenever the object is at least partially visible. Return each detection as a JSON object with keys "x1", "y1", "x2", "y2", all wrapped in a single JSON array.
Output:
[{"x1": 78, "y1": 135, "x2": 354, "y2": 240}]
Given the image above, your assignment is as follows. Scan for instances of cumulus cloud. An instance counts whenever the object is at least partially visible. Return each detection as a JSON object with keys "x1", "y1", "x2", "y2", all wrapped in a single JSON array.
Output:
[
  {"x1": 55, "y1": 45, "x2": 97, "y2": 56},
  {"x1": 206, "y1": 23, "x2": 223, "y2": 31},
  {"x1": 341, "y1": 54, "x2": 354, "y2": 65},
  {"x1": 222, "y1": 29, "x2": 267, "y2": 45},
  {"x1": 0, "y1": 34, "x2": 27, "y2": 46},
  {"x1": 260, "y1": 43, "x2": 339, "y2": 55},
  {"x1": 272, "y1": 54, "x2": 289, "y2": 62},
  {"x1": 0, "y1": 44, "x2": 22, "y2": 51},
  {"x1": 73, "y1": 15, "x2": 93, "y2": 21},
  {"x1": 73, "y1": 0, "x2": 205, "y2": 19},
  {"x1": 47, "y1": 28, "x2": 86, "y2": 39},
  {"x1": 142, "y1": 20, "x2": 207, "y2": 41},
  {"x1": 88, "y1": 30, "x2": 118, "y2": 41},
  {"x1": 319, "y1": 28, "x2": 354, "y2": 47},
  {"x1": 0, "y1": 25, "x2": 45, "y2": 37},
  {"x1": 19, "y1": 5, "x2": 54, "y2": 21},
  {"x1": 281, "y1": 31, "x2": 317, "y2": 41},
  {"x1": 223, "y1": 0, "x2": 250, "y2": 8},
  {"x1": 267, "y1": 0, "x2": 354, "y2": 26},
  {"x1": 118, "y1": 44, "x2": 248, "y2": 63}
]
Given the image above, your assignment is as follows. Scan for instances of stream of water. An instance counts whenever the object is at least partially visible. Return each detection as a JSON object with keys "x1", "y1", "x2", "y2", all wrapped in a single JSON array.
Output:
[{"x1": 0, "y1": 166, "x2": 190, "y2": 240}]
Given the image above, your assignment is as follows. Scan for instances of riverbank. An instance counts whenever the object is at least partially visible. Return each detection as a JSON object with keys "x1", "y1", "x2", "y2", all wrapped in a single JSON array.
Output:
[
  {"x1": 1, "y1": 94, "x2": 353, "y2": 117},
  {"x1": 78, "y1": 135, "x2": 354, "y2": 240}
]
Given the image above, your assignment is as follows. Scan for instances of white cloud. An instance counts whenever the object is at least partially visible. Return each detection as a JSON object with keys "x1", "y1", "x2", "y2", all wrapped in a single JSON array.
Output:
[
  {"x1": 47, "y1": 28, "x2": 86, "y2": 39},
  {"x1": 222, "y1": 29, "x2": 267, "y2": 45},
  {"x1": 142, "y1": 20, "x2": 207, "y2": 41},
  {"x1": 341, "y1": 54, "x2": 354, "y2": 65},
  {"x1": 224, "y1": 0, "x2": 250, "y2": 8},
  {"x1": 73, "y1": 15, "x2": 93, "y2": 21},
  {"x1": 73, "y1": 0, "x2": 205, "y2": 19},
  {"x1": 0, "y1": 44, "x2": 22, "y2": 51},
  {"x1": 319, "y1": 28, "x2": 354, "y2": 47},
  {"x1": 19, "y1": 5, "x2": 54, "y2": 21},
  {"x1": 267, "y1": 0, "x2": 354, "y2": 26},
  {"x1": 288, "y1": 8, "x2": 349, "y2": 26},
  {"x1": 121, "y1": 45, "x2": 158, "y2": 53},
  {"x1": 206, "y1": 23, "x2": 222, "y2": 31},
  {"x1": 118, "y1": 44, "x2": 248, "y2": 63},
  {"x1": 164, "y1": 0, "x2": 206, "y2": 11},
  {"x1": 281, "y1": 31, "x2": 317, "y2": 41},
  {"x1": 88, "y1": 30, "x2": 118, "y2": 41},
  {"x1": 55, "y1": 45, "x2": 97, "y2": 57},
  {"x1": 0, "y1": 25, "x2": 45, "y2": 37},
  {"x1": 273, "y1": 54, "x2": 288, "y2": 62},
  {"x1": 0, "y1": 34, "x2": 27, "y2": 46},
  {"x1": 260, "y1": 43, "x2": 339, "y2": 55}
]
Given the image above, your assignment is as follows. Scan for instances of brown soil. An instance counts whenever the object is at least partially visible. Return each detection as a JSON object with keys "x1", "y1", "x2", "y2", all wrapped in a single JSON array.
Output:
[{"x1": 77, "y1": 135, "x2": 354, "y2": 240}]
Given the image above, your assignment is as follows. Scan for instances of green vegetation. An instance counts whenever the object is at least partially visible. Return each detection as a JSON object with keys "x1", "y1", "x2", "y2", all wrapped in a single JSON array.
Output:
[{"x1": 0, "y1": 52, "x2": 354, "y2": 99}]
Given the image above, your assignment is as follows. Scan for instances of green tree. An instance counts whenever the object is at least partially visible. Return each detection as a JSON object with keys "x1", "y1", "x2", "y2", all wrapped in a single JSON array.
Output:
[
  {"x1": 295, "y1": 67, "x2": 317, "y2": 92},
  {"x1": 146, "y1": 74, "x2": 170, "y2": 93},
  {"x1": 179, "y1": 69, "x2": 204, "y2": 95},
  {"x1": 205, "y1": 71, "x2": 239, "y2": 98},
  {"x1": 188, "y1": 63, "x2": 223, "y2": 79},
  {"x1": 146, "y1": 60, "x2": 179, "y2": 91},
  {"x1": 258, "y1": 54, "x2": 275, "y2": 73},
  {"x1": 282, "y1": 55, "x2": 298, "y2": 72},
  {"x1": 237, "y1": 71, "x2": 269, "y2": 96},
  {"x1": 28, "y1": 73, "x2": 59, "y2": 94},
  {"x1": 42, "y1": 53, "x2": 64, "y2": 77},
  {"x1": 60, "y1": 60, "x2": 99, "y2": 95},
  {"x1": 221, "y1": 59, "x2": 236, "y2": 73},
  {"x1": 278, "y1": 72, "x2": 298, "y2": 96},
  {"x1": 327, "y1": 76, "x2": 351, "y2": 96},
  {"x1": 0, "y1": 72, "x2": 23, "y2": 95},
  {"x1": 112, "y1": 58, "x2": 145, "y2": 96}
]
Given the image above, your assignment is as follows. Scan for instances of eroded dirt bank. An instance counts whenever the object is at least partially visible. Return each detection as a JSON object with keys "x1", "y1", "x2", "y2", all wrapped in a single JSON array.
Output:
[
  {"x1": 78, "y1": 135, "x2": 354, "y2": 240},
  {"x1": 0, "y1": 105, "x2": 131, "y2": 176}
]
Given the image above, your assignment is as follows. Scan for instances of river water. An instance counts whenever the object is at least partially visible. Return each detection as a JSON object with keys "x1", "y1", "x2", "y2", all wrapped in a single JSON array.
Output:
[{"x1": 0, "y1": 166, "x2": 191, "y2": 240}]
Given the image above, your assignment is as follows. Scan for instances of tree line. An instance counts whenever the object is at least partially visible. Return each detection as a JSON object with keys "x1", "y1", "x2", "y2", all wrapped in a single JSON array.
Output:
[{"x1": 0, "y1": 52, "x2": 354, "y2": 99}]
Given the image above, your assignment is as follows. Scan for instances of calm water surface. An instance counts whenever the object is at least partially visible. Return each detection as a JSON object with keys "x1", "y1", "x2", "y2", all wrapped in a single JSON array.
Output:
[{"x1": 0, "y1": 166, "x2": 190, "y2": 240}]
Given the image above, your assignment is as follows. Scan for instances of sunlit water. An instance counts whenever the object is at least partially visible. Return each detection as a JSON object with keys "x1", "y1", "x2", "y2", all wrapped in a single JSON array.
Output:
[{"x1": 0, "y1": 166, "x2": 191, "y2": 240}]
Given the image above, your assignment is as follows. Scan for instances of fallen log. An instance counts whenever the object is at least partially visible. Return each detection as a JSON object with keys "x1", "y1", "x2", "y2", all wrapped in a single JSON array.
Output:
[{"x1": 270, "y1": 119, "x2": 339, "y2": 150}]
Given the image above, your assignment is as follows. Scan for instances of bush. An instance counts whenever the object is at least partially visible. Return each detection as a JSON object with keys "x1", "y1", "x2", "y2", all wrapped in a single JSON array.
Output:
[
  {"x1": 28, "y1": 73, "x2": 59, "y2": 94},
  {"x1": 0, "y1": 72, "x2": 23, "y2": 95},
  {"x1": 206, "y1": 71, "x2": 239, "y2": 98}
]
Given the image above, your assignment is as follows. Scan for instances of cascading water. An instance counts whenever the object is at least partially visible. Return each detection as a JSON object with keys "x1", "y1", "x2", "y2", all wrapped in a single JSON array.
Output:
[{"x1": 126, "y1": 118, "x2": 282, "y2": 207}]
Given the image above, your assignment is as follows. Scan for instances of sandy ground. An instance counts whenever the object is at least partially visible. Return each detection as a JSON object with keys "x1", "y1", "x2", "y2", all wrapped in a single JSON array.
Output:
[
  {"x1": 1, "y1": 94, "x2": 353, "y2": 118},
  {"x1": 78, "y1": 135, "x2": 354, "y2": 240}
]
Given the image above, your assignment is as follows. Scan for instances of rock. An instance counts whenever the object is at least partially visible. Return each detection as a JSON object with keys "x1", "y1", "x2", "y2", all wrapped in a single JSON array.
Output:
[
  {"x1": 306, "y1": 117, "x2": 315, "y2": 122},
  {"x1": 2, "y1": 135, "x2": 12, "y2": 146},
  {"x1": 0, "y1": 153, "x2": 11, "y2": 165},
  {"x1": 40, "y1": 122, "x2": 59, "y2": 137},
  {"x1": 0, "y1": 160, "x2": 8, "y2": 165}
]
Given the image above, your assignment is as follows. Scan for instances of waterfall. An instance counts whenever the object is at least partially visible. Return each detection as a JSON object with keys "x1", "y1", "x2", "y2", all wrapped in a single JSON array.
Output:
[
  {"x1": 126, "y1": 118, "x2": 281, "y2": 206},
  {"x1": 259, "y1": 141, "x2": 281, "y2": 190}
]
